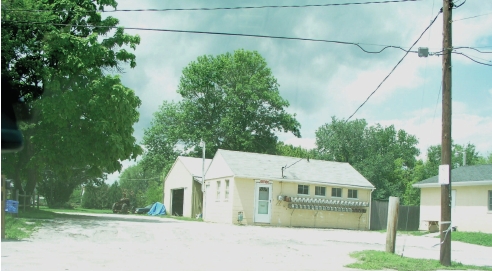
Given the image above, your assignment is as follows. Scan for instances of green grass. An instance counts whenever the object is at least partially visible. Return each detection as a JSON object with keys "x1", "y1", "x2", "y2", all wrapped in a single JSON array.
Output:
[
  {"x1": 39, "y1": 206, "x2": 112, "y2": 214},
  {"x1": 442, "y1": 231, "x2": 492, "y2": 247},
  {"x1": 161, "y1": 215, "x2": 203, "y2": 222},
  {"x1": 376, "y1": 229, "x2": 431, "y2": 236},
  {"x1": 3, "y1": 208, "x2": 60, "y2": 240},
  {"x1": 347, "y1": 250, "x2": 492, "y2": 271},
  {"x1": 4, "y1": 215, "x2": 43, "y2": 240}
]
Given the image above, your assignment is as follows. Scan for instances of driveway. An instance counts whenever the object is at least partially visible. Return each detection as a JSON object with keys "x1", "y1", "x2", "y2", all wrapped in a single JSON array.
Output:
[{"x1": 2, "y1": 213, "x2": 491, "y2": 271}]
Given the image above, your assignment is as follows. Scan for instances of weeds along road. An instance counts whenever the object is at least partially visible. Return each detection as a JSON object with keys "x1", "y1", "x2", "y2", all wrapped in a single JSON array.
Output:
[{"x1": 2, "y1": 213, "x2": 491, "y2": 271}]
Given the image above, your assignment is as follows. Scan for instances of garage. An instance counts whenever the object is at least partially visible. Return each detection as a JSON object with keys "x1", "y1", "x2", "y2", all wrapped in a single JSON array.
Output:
[{"x1": 171, "y1": 188, "x2": 184, "y2": 216}]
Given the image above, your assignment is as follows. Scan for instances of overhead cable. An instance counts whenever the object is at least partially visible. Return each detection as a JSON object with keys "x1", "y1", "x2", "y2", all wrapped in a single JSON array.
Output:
[
  {"x1": 453, "y1": 11, "x2": 492, "y2": 22},
  {"x1": 345, "y1": 8, "x2": 443, "y2": 122},
  {"x1": 3, "y1": 20, "x2": 420, "y2": 54},
  {"x1": 453, "y1": 46, "x2": 492, "y2": 54},
  {"x1": 3, "y1": 0, "x2": 421, "y2": 13},
  {"x1": 452, "y1": 52, "x2": 492, "y2": 66}
]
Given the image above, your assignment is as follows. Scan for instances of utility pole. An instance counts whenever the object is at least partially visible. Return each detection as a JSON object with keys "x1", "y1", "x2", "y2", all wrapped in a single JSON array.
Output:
[{"x1": 440, "y1": 0, "x2": 453, "y2": 266}]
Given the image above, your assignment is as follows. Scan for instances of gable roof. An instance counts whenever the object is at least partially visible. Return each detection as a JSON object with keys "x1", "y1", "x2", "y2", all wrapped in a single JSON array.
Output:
[
  {"x1": 178, "y1": 156, "x2": 212, "y2": 177},
  {"x1": 413, "y1": 164, "x2": 492, "y2": 188},
  {"x1": 206, "y1": 149, "x2": 374, "y2": 189}
]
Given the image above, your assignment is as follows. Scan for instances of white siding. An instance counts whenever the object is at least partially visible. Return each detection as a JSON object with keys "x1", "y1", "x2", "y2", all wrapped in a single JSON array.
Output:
[
  {"x1": 203, "y1": 177, "x2": 234, "y2": 223},
  {"x1": 419, "y1": 185, "x2": 492, "y2": 233},
  {"x1": 164, "y1": 158, "x2": 194, "y2": 218}
]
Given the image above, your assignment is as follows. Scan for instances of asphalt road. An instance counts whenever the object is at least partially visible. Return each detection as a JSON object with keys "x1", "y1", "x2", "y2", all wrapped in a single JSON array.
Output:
[{"x1": 2, "y1": 213, "x2": 491, "y2": 271}]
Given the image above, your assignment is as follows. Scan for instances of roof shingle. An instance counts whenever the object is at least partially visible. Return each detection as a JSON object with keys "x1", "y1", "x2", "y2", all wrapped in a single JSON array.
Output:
[{"x1": 213, "y1": 149, "x2": 375, "y2": 189}]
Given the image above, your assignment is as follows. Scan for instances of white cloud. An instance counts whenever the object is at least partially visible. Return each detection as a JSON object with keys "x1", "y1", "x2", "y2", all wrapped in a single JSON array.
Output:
[
  {"x1": 378, "y1": 101, "x2": 492, "y2": 158},
  {"x1": 107, "y1": 0, "x2": 492, "y2": 167}
]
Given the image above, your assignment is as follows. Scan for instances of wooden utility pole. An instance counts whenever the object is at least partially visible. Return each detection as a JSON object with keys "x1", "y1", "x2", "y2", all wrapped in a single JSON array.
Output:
[
  {"x1": 386, "y1": 197, "x2": 399, "y2": 253},
  {"x1": 440, "y1": 0, "x2": 453, "y2": 266}
]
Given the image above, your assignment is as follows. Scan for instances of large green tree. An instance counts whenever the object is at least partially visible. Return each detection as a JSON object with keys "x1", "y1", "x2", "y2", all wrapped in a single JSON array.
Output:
[
  {"x1": 1, "y1": 0, "x2": 142, "y2": 206},
  {"x1": 425, "y1": 142, "x2": 482, "y2": 175},
  {"x1": 275, "y1": 142, "x2": 318, "y2": 159},
  {"x1": 141, "y1": 49, "x2": 301, "y2": 174},
  {"x1": 315, "y1": 117, "x2": 420, "y2": 200}
]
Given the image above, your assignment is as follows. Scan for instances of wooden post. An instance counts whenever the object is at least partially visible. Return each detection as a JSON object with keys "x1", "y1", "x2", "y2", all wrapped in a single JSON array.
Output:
[
  {"x1": 440, "y1": 0, "x2": 453, "y2": 266},
  {"x1": 386, "y1": 196, "x2": 400, "y2": 253}
]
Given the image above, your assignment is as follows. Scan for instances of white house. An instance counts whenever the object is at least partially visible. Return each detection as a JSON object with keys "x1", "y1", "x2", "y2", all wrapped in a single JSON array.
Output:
[
  {"x1": 413, "y1": 164, "x2": 492, "y2": 233},
  {"x1": 163, "y1": 156, "x2": 211, "y2": 218},
  {"x1": 202, "y1": 149, "x2": 375, "y2": 230}
]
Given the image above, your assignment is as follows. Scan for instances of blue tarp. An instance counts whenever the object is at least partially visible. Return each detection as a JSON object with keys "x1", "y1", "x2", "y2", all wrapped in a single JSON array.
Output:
[{"x1": 148, "y1": 202, "x2": 166, "y2": 216}]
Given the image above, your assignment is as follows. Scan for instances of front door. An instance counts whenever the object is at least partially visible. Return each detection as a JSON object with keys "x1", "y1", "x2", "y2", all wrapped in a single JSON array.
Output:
[{"x1": 254, "y1": 183, "x2": 272, "y2": 223}]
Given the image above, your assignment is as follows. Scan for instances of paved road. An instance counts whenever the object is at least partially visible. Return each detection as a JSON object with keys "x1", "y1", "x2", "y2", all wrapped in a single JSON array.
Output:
[{"x1": 2, "y1": 213, "x2": 491, "y2": 271}]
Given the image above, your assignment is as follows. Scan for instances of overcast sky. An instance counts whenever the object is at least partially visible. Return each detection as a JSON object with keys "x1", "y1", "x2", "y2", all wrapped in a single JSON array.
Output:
[{"x1": 105, "y1": 0, "x2": 492, "y2": 183}]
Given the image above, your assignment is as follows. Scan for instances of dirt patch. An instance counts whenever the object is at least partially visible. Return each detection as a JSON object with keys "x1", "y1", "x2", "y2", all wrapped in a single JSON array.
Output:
[{"x1": 2, "y1": 213, "x2": 491, "y2": 271}]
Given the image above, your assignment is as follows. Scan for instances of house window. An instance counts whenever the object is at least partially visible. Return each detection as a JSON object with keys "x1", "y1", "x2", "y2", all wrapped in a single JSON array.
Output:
[
  {"x1": 332, "y1": 188, "x2": 342, "y2": 198},
  {"x1": 489, "y1": 190, "x2": 492, "y2": 211},
  {"x1": 225, "y1": 180, "x2": 229, "y2": 200},
  {"x1": 348, "y1": 189, "x2": 358, "y2": 199},
  {"x1": 315, "y1": 186, "x2": 326, "y2": 196},
  {"x1": 216, "y1": 181, "x2": 221, "y2": 201},
  {"x1": 298, "y1": 185, "x2": 309, "y2": 195}
]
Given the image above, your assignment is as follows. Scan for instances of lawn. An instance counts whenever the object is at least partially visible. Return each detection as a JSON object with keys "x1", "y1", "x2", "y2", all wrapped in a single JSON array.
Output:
[
  {"x1": 3, "y1": 208, "x2": 64, "y2": 240},
  {"x1": 161, "y1": 215, "x2": 203, "y2": 222},
  {"x1": 40, "y1": 206, "x2": 113, "y2": 214},
  {"x1": 347, "y1": 250, "x2": 492, "y2": 271},
  {"x1": 449, "y1": 231, "x2": 492, "y2": 247},
  {"x1": 376, "y1": 229, "x2": 430, "y2": 236},
  {"x1": 3, "y1": 207, "x2": 110, "y2": 240}
]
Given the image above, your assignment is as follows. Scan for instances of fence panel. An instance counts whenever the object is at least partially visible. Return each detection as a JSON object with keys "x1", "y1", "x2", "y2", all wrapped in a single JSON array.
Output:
[{"x1": 370, "y1": 200, "x2": 420, "y2": 231}]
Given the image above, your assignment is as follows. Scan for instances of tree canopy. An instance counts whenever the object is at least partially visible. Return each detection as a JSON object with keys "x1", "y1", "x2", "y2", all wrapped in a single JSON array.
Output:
[
  {"x1": 141, "y1": 49, "x2": 301, "y2": 175},
  {"x1": 1, "y1": 0, "x2": 142, "y2": 207},
  {"x1": 315, "y1": 117, "x2": 420, "y2": 200}
]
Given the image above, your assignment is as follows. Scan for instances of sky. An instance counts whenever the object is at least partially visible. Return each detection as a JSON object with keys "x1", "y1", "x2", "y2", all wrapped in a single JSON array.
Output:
[{"x1": 105, "y1": 0, "x2": 492, "y2": 183}]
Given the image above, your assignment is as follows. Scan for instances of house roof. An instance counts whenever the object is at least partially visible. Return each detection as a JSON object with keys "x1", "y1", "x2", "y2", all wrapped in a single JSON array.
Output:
[
  {"x1": 178, "y1": 156, "x2": 212, "y2": 177},
  {"x1": 413, "y1": 164, "x2": 492, "y2": 188},
  {"x1": 209, "y1": 149, "x2": 375, "y2": 189}
]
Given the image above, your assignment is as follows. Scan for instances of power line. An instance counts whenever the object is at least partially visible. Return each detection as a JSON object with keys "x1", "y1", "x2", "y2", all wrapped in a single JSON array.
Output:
[
  {"x1": 284, "y1": 158, "x2": 304, "y2": 169},
  {"x1": 452, "y1": 52, "x2": 492, "y2": 66},
  {"x1": 453, "y1": 11, "x2": 492, "y2": 22},
  {"x1": 431, "y1": 49, "x2": 492, "y2": 66},
  {"x1": 345, "y1": 8, "x2": 443, "y2": 122},
  {"x1": 453, "y1": 47, "x2": 492, "y2": 54},
  {"x1": 4, "y1": 0, "x2": 421, "y2": 13},
  {"x1": 4, "y1": 20, "x2": 420, "y2": 54}
]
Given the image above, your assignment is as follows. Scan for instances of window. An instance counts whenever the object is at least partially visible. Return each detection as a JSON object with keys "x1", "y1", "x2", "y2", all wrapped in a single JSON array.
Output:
[
  {"x1": 315, "y1": 186, "x2": 326, "y2": 196},
  {"x1": 489, "y1": 190, "x2": 492, "y2": 211},
  {"x1": 331, "y1": 188, "x2": 342, "y2": 197},
  {"x1": 298, "y1": 184, "x2": 309, "y2": 195},
  {"x1": 348, "y1": 189, "x2": 358, "y2": 199},
  {"x1": 225, "y1": 180, "x2": 229, "y2": 200},
  {"x1": 216, "y1": 181, "x2": 221, "y2": 201}
]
